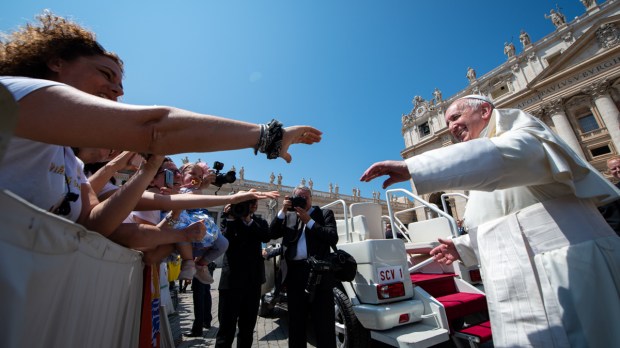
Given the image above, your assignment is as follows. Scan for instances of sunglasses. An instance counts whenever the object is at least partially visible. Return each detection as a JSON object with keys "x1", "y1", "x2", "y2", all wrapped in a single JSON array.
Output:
[{"x1": 53, "y1": 192, "x2": 79, "y2": 216}]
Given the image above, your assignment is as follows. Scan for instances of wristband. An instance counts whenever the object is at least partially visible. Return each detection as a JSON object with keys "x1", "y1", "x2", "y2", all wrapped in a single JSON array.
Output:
[{"x1": 254, "y1": 119, "x2": 283, "y2": 159}]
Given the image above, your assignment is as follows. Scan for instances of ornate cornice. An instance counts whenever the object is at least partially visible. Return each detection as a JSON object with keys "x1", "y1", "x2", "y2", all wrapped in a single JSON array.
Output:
[
  {"x1": 530, "y1": 107, "x2": 545, "y2": 119},
  {"x1": 582, "y1": 78, "x2": 610, "y2": 98},
  {"x1": 596, "y1": 23, "x2": 620, "y2": 49},
  {"x1": 542, "y1": 98, "x2": 565, "y2": 114}
]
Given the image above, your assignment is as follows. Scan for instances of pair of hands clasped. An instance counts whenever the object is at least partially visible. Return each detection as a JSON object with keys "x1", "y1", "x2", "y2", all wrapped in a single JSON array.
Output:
[{"x1": 360, "y1": 160, "x2": 461, "y2": 265}]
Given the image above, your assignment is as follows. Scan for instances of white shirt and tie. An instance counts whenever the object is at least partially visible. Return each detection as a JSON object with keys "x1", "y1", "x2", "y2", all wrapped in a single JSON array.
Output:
[{"x1": 277, "y1": 207, "x2": 315, "y2": 260}]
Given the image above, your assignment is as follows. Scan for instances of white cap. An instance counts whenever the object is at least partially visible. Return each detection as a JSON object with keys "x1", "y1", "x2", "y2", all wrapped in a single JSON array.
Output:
[{"x1": 458, "y1": 94, "x2": 495, "y2": 107}]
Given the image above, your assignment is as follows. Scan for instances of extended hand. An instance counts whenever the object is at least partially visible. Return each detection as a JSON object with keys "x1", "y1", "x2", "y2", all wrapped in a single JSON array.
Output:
[
  {"x1": 360, "y1": 160, "x2": 410, "y2": 189},
  {"x1": 429, "y1": 238, "x2": 461, "y2": 265},
  {"x1": 280, "y1": 126, "x2": 322, "y2": 163},
  {"x1": 232, "y1": 189, "x2": 280, "y2": 203},
  {"x1": 107, "y1": 151, "x2": 147, "y2": 172}
]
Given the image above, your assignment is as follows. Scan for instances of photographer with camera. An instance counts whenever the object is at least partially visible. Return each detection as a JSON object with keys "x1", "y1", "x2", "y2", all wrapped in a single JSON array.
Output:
[
  {"x1": 269, "y1": 186, "x2": 338, "y2": 348},
  {"x1": 215, "y1": 196, "x2": 274, "y2": 348}
]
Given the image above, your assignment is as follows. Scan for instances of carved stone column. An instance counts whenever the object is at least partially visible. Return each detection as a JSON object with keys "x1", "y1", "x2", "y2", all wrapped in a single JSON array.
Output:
[
  {"x1": 544, "y1": 98, "x2": 587, "y2": 158},
  {"x1": 586, "y1": 79, "x2": 620, "y2": 151}
]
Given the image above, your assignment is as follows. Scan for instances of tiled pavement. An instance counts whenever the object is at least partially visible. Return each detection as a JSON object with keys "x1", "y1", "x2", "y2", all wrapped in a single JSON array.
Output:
[{"x1": 170, "y1": 268, "x2": 301, "y2": 348}]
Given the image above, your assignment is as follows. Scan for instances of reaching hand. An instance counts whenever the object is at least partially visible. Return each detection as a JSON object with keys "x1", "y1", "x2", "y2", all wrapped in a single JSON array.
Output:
[
  {"x1": 429, "y1": 238, "x2": 461, "y2": 265},
  {"x1": 231, "y1": 188, "x2": 280, "y2": 203},
  {"x1": 280, "y1": 126, "x2": 322, "y2": 163},
  {"x1": 106, "y1": 151, "x2": 146, "y2": 172},
  {"x1": 360, "y1": 160, "x2": 411, "y2": 189}
]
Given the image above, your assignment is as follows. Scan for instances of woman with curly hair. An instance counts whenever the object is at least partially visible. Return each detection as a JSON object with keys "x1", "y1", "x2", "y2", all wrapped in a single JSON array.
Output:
[{"x1": 0, "y1": 11, "x2": 321, "y2": 228}]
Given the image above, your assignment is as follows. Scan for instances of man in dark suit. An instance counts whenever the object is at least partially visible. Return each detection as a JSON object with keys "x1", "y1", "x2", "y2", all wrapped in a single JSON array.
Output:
[
  {"x1": 599, "y1": 156, "x2": 620, "y2": 236},
  {"x1": 215, "y1": 199, "x2": 272, "y2": 348},
  {"x1": 269, "y1": 186, "x2": 338, "y2": 348}
]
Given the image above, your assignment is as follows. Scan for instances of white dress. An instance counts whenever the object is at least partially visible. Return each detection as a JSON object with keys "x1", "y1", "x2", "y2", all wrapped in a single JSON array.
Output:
[{"x1": 406, "y1": 108, "x2": 620, "y2": 347}]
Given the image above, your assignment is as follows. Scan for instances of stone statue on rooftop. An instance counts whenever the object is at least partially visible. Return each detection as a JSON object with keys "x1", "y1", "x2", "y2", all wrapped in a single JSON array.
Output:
[
  {"x1": 545, "y1": 9, "x2": 566, "y2": 28},
  {"x1": 519, "y1": 30, "x2": 531, "y2": 47},
  {"x1": 466, "y1": 67, "x2": 477, "y2": 83}
]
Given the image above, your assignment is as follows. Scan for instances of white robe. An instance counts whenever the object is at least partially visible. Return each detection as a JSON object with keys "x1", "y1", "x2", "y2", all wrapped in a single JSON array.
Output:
[{"x1": 406, "y1": 108, "x2": 620, "y2": 347}]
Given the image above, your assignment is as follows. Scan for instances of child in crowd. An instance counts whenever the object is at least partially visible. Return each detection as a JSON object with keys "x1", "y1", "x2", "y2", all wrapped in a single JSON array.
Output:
[
  {"x1": 172, "y1": 162, "x2": 229, "y2": 284},
  {"x1": 124, "y1": 158, "x2": 203, "y2": 281}
]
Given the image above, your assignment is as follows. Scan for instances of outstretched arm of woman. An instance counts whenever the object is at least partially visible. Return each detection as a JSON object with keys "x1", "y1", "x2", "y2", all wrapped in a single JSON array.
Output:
[
  {"x1": 133, "y1": 189, "x2": 279, "y2": 211},
  {"x1": 17, "y1": 85, "x2": 322, "y2": 162}
]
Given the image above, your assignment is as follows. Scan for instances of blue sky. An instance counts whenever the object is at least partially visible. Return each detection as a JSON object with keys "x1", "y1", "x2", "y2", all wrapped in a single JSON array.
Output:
[{"x1": 2, "y1": 0, "x2": 588, "y2": 198}]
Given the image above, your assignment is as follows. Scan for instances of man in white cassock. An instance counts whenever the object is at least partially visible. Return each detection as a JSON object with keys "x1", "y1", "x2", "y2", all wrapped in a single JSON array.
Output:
[{"x1": 360, "y1": 95, "x2": 620, "y2": 348}]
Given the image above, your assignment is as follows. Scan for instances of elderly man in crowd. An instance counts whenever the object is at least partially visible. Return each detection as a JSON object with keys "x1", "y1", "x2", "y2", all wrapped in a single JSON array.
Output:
[
  {"x1": 599, "y1": 156, "x2": 620, "y2": 235},
  {"x1": 269, "y1": 186, "x2": 338, "y2": 348},
  {"x1": 360, "y1": 95, "x2": 620, "y2": 347}
]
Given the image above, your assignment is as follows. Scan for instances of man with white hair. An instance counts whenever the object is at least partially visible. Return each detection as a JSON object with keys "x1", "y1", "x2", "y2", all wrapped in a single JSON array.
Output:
[
  {"x1": 360, "y1": 95, "x2": 620, "y2": 347},
  {"x1": 599, "y1": 156, "x2": 620, "y2": 235}
]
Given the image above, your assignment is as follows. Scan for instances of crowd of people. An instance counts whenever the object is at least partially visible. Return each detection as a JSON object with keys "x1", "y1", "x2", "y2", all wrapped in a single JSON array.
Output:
[
  {"x1": 0, "y1": 10, "x2": 328, "y2": 348},
  {"x1": 3, "y1": 9, "x2": 620, "y2": 348}
]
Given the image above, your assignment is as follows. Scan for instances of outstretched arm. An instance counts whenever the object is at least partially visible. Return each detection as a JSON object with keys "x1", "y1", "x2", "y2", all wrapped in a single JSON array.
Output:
[
  {"x1": 17, "y1": 85, "x2": 321, "y2": 163},
  {"x1": 133, "y1": 189, "x2": 279, "y2": 211},
  {"x1": 107, "y1": 221, "x2": 206, "y2": 249}
]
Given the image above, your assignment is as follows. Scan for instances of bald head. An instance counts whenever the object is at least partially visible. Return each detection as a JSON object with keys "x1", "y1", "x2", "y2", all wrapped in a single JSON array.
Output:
[{"x1": 607, "y1": 156, "x2": 620, "y2": 179}]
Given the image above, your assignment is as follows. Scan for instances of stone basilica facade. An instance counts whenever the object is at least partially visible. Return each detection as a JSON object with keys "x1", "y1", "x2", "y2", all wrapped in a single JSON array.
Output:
[{"x1": 401, "y1": 0, "x2": 620, "y2": 222}]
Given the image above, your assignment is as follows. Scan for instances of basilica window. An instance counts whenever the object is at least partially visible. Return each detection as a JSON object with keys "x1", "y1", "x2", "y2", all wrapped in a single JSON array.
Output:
[
  {"x1": 590, "y1": 144, "x2": 611, "y2": 157},
  {"x1": 577, "y1": 113, "x2": 599, "y2": 133},
  {"x1": 418, "y1": 122, "x2": 431, "y2": 138}
]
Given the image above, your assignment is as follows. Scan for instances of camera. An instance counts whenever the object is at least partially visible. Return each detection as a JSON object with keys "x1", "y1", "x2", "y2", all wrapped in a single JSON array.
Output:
[
  {"x1": 287, "y1": 195, "x2": 307, "y2": 211},
  {"x1": 229, "y1": 199, "x2": 257, "y2": 219},
  {"x1": 212, "y1": 161, "x2": 236, "y2": 187}
]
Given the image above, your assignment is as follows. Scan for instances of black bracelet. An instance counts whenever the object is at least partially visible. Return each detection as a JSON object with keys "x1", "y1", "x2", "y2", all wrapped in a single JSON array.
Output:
[
  {"x1": 263, "y1": 119, "x2": 284, "y2": 159},
  {"x1": 254, "y1": 119, "x2": 283, "y2": 159}
]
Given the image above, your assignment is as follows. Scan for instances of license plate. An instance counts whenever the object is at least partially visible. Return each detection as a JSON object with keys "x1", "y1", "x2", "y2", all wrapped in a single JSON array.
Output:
[{"x1": 377, "y1": 265, "x2": 404, "y2": 283}]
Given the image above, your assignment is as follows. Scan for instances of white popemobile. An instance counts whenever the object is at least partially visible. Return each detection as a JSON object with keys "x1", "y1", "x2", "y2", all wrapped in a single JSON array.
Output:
[{"x1": 261, "y1": 189, "x2": 492, "y2": 348}]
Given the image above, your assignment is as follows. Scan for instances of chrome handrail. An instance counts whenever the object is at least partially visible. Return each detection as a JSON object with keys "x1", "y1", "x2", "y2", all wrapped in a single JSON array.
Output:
[
  {"x1": 386, "y1": 188, "x2": 459, "y2": 238},
  {"x1": 321, "y1": 199, "x2": 350, "y2": 243}
]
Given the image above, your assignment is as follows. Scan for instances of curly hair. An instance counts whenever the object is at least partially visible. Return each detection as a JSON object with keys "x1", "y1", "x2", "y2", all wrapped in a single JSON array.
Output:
[{"x1": 0, "y1": 10, "x2": 123, "y2": 78}]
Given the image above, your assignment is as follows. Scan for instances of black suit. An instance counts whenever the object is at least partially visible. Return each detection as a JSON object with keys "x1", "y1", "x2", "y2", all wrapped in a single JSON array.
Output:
[
  {"x1": 599, "y1": 182, "x2": 620, "y2": 236},
  {"x1": 215, "y1": 215, "x2": 272, "y2": 348},
  {"x1": 270, "y1": 206, "x2": 338, "y2": 348}
]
